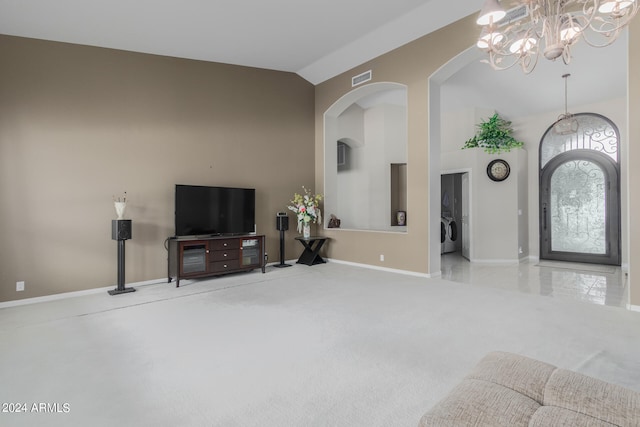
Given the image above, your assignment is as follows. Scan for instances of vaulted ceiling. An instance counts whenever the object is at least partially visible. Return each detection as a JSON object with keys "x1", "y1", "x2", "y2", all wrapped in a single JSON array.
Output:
[
  {"x1": 0, "y1": 0, "x2": 477, "y2": 84},
  {"x1": 0, "y1": 0, "x2": 629, "y2": 117}
]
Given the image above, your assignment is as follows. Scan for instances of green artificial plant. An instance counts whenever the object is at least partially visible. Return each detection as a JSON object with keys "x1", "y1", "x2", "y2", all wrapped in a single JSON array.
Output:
[{"x1": 462, "y1": 113, "x2": 524, "y2": 154}]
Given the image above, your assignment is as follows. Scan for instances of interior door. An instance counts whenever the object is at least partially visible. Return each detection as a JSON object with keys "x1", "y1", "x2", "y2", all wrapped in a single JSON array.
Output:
[
  {"x1": 540, "y1": 150, "x2": 620, "y2": 265},
  {"x1": 461, "y1": 172, "x2": 470, "y2": 260}
]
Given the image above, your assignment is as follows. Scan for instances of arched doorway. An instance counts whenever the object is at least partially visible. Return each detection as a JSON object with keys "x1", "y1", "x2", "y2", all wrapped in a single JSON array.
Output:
[{"x1": 539, "y1": 113, "x2": 621, "y2": 265}]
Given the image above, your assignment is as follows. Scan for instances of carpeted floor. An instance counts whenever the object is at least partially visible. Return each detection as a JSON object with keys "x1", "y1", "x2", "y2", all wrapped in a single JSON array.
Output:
[{"x1": 1, "y1": 262, "x2": 639, "y2": 426}]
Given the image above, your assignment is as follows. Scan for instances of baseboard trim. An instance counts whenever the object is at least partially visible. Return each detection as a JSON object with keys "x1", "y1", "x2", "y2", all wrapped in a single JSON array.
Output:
[
  {"x1": 628, "y1": 304, "x2": 640, "y2": 312},
  {"x1": 469, "y1": 258, "x2": 520, "y2": 265},
  {"x1": 327, "y1": 258, "x2": 433, "y2": 278},
  {"x1": 0, "y1": 278, "x2": 166, "y2": 309}
]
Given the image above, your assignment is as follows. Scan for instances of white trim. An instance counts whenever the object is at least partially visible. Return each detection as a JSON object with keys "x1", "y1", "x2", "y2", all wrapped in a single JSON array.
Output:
[
  {"x1": 322, "y1": 227, "x2": 407, "y2": 234},
  {"x1": 628, "y1": 304, "x2": 640, "y2": 312},
  {"x1": 328, "y1": 258, "x2": 433, "y2": 278},
  {"x1": 0, "y1": 278, "x2": 165, "y2": 309}
]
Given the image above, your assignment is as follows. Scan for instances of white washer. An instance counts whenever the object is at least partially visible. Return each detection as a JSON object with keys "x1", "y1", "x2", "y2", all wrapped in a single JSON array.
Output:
[{"x1": 441, "y1": 216, "x2": 457, "y2": 254}]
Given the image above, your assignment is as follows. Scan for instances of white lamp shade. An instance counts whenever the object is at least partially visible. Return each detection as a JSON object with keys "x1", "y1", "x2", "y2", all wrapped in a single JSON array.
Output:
[
  {"x1": 477, "y1": 0, "x2": 507, "y2": 25},
  {"x1": 598, "y1": 0, "x2": 635, "y2": 13},
  {"x1": 560, "y1": 25, "x2": 582, "y2": 42},
  {"x1": 477, "y1": 29, "x2": 504, "y2": 49},
  {"x1": 509, "y1": 37, "x2": 537, "y2": 54}
]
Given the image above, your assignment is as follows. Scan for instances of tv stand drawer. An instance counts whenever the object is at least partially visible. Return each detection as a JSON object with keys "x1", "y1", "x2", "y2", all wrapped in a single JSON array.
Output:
[
  {"x1": 210, "y1": 259, "x2": 240, "y2": 272},
  {"x1": 209, "y1": 239, "x2": 240, "y2": 251},
  {"x1": 210, "y1": 250, "x2": 239, "y2": 262}
]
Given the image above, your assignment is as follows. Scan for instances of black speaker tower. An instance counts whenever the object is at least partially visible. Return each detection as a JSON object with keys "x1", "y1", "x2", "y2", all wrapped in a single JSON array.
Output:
[
  {"x1": 109, "y1": 219, "x2": 136, "y2": 295},
  {"x1": 273, "y1": 212, "x2": 291, "y2": 268}
]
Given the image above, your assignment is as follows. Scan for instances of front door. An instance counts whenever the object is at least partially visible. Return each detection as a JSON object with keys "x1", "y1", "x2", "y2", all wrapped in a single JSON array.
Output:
[
  {"x1": 539, "y1": 113, "x2": 621, "y2": 266},
  {"x1": 540, "y1": 150, "x2": 620, "y2": 265}
]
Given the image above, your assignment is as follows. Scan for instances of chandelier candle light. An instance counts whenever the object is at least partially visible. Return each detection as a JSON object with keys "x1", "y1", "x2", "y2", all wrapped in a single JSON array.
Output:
[{"x1": 476, "y1": 0, "x2": 638, "y2": 73}]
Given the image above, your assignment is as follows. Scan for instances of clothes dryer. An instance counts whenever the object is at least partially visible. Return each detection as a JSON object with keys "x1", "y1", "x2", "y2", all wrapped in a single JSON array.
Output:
[{"x1": 441, "y1": 216, "x2": 458, "y2": 254}]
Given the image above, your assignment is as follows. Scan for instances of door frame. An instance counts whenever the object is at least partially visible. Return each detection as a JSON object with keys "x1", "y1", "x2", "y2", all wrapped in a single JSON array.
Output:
[{"x1": 441, "y1": 168, "x2": 472, "y2": 261}]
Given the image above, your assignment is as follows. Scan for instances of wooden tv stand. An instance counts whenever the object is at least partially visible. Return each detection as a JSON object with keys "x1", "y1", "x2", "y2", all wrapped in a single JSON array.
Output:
[{"x1": 167, "y1": 235, "x2": 265, "y2": 287}]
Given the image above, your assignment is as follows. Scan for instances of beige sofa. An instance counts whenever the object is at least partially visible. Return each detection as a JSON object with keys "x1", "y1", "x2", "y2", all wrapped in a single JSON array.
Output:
[{"x1": 419, "y1": 351, "x2": 640, "y2": 426}]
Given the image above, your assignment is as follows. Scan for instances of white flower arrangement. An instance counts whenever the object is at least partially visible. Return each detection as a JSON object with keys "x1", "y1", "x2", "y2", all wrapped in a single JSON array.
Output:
[
  {"x1": 287, "y1": 187, "x2": 323, "y2": 232},
  {"x1": 112, "y1": 192, "x2": 127, "y2": 203}
]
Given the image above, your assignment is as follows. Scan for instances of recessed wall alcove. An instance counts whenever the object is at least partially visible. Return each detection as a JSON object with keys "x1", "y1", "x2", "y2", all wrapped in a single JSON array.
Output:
[{"x1": 324, "y1": 82, "x2": 408, "y2": 232}]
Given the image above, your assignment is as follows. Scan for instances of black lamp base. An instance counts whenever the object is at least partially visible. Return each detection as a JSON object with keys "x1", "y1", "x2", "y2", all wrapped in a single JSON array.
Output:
[
  {"x1": 273, "y1": 263, "x2": 292, "y2": 268},
  {"x1": 108, "y1": 287, "x2": 136, "y2": 296},
  {"x1": 110, "y1": 233, "x2": 135, "y2": 296},
  {"x1": 274, "y1": 228, "x2": 291, "y2": 269}
]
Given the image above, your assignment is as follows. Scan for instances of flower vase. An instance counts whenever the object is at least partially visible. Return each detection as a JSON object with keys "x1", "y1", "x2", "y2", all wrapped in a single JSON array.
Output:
[
  {"x1": 114, "y1": 202, "x2": 127, "y2": 220},
  {"x1": 303, "y1": 223, "x2": 311, "y2": 239}
]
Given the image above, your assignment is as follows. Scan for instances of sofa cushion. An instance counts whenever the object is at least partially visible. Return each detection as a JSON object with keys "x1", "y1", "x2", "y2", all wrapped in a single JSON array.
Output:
[
  {"x1": 544, "y1": 368, "x2": 640, "y2": 426},
  {"x1": 419, "y1": 378, "x2": 540, "y2": 427},
  {"x1": 529, "y1": 406, "x2": 617, "y2": 427},
  {"x1": 419, "y1": 352, "x2": 640, "y2": 427},
  {"x1": 467, "y1": 350, "x2": 556, "y2": 404}
]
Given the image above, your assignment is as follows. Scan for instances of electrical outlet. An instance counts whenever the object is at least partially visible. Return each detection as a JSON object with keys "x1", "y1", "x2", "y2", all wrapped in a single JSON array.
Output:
[
  {"x1": 380, "y1": 254, "x2": 384, "y2": 262},
  {"x1": 16, "y1": 281, "x2": 25, "y2": 292}
]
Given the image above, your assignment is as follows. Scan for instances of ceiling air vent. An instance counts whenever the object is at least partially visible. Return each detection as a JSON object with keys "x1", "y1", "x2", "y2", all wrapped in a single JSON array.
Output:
[
  {"x1": 499, "y1": 4, "x2": 528, "y2": 26},
  {"x1": 352, "y1": 70, "x2": 372, "y2": 87}
]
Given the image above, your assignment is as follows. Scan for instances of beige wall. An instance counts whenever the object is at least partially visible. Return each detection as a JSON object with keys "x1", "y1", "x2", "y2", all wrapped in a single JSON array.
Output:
[
  {"x1": 315, "y1": 14, "x2": 640, "y2": 305},
  {"x1": 0, "y1": 35, "x2": 315, "y2": 302},
  {"x1": 630, "y1": 19, "x2": 640, "y2": 306}
]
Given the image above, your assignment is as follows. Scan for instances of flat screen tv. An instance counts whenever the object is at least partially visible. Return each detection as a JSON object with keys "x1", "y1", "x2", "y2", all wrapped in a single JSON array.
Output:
[{"x1": 175, "y1": 184, "x2": 255, "y2": 237}]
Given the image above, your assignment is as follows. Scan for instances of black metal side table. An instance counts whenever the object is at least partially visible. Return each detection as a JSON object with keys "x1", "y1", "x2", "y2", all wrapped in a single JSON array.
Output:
[{"x1": 294, "y1": 236, "x2": 329, "y2": 266}]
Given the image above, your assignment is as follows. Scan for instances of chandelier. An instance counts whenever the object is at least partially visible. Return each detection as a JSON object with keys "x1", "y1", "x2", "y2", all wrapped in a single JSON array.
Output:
[{"x1": 476, "y1": 0, "x2": 638, "y2": 73}]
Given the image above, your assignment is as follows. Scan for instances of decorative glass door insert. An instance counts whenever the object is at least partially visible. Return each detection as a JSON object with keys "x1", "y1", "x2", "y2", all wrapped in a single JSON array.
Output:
[{"x1": 549, "y1": 160, "x2": 606, "y2": 254}]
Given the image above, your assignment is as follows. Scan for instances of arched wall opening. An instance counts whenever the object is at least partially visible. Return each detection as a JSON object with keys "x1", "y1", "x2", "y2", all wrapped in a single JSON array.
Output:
[{"x1": 324, "y1": 82, "x2": 408, "y2": 232}]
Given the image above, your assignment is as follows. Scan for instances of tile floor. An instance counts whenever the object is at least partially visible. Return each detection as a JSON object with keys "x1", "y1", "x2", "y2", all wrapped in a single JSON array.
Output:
[{"x1": 440, "y1": 252, "x2": 629, "y2": 308}]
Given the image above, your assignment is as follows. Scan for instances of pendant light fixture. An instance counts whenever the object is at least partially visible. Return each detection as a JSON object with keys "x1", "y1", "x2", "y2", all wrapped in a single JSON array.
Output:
[{"x1": 553, "y1": 74, "x2": 579, "y2": 135}]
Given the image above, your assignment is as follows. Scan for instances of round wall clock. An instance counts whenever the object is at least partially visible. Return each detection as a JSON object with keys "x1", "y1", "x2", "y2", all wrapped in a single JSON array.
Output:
[{"x1": 487, "y1": 159, "x2": 510, "y2": 182}]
